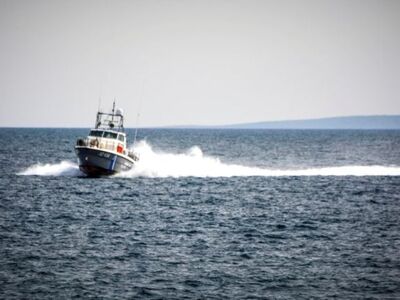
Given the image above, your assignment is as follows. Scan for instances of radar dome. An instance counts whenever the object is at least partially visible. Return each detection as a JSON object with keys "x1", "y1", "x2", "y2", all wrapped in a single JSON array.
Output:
[{"x1": 116, "y1": 108, "x2": 123, "y2": 116}]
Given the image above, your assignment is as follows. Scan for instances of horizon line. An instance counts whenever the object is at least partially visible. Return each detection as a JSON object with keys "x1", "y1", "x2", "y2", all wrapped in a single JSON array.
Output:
[{"x1": 1, "y1": 114, "x2": 400, "y2": 129}]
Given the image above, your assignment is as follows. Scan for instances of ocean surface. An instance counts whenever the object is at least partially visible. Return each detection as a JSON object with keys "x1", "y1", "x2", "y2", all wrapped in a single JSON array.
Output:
[{"x1": 1, "y1": 128, "x2": 400, "y2": 299}]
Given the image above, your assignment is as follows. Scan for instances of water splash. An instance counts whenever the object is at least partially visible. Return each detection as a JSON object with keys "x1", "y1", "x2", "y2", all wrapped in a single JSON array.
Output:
[
  {"x1": 18, "y1": 141, "x2": 400, "y2": 177},
  {"x1": 117, "y1": 141, "x2": 400, "y2": 178},
  {"x1": 18, "y1": 161, "x2": 82, "y2": 177}
]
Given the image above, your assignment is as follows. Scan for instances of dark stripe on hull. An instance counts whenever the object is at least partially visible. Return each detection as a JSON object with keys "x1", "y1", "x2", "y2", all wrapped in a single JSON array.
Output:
[{"x1": 75, "y1": 147, "x2": 134, "y2": 177}]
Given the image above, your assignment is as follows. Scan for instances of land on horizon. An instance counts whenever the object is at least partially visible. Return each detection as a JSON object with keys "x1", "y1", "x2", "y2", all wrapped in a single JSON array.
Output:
[
  {"x1": 168, "y1": 115, "x2": 400, "y2": 130},
  {"x1": 2, "y1": 115, "x2": 400, "y2": 129}
]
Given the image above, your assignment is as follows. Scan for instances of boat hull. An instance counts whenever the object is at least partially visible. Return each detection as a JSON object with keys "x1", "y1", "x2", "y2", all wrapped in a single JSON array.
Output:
[{"x1": 75, "y1": 147, "x2": 134, "y2": 176}]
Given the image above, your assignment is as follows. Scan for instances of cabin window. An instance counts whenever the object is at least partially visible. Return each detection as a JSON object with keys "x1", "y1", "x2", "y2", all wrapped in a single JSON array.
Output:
[
  {"x1": 89, "y1": 130, "x2": 103, "y2": 137},
  {"x1": 103, "y1": 132, "x2": 118, "y2": 139},
  {"x1": 118, "y1": 134, "x2": 125, "y2": 142}
]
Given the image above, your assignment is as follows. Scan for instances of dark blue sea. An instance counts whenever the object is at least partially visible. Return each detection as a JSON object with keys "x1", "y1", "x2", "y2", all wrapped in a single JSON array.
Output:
[{"x1": 1, "y1": 128, "x2": 400, "y2": 299}]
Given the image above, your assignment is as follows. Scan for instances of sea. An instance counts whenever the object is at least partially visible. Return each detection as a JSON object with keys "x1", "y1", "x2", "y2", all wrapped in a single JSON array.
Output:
[{"x1": 1, "y1": 128, "x2": 400, "y2": 299}]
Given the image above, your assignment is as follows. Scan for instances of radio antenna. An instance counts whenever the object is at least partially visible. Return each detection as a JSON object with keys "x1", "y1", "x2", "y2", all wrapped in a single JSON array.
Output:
[
  {"x1": 133, "y1": 112, "x2": 140, "y2": 147},
  {"x1": 98, "y1": 97, "x2": 102, "y2": 112},
  {"x1": 133, "y1": 80, "x2": 145, "y2": 148}
]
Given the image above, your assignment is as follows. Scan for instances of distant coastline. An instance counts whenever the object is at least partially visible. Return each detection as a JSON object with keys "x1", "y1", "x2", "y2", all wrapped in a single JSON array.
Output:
[
  {"x1": 171, "y1": 115, "x2": 400, "y2": 130},
  {"x1": 1, "y1": 115, "x2": 400, "y2": 129}
]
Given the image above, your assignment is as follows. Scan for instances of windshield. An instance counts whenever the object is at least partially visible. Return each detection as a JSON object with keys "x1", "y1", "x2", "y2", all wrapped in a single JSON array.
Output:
[
  {"x1": 89, "y1": 130, "x2": 103, "y2": 137},
  {"x1": 89, "y1": 130, "x2": 118, "y2": 139},
  {"x1": 103, "y1": 131, "x2": 118, "y2": 139},
  {"x1": 118, "y1": 134, "x2": 125, "y2": 142}
]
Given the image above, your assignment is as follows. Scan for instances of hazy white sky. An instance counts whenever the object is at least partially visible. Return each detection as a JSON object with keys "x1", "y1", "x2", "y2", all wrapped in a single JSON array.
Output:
[{"x1": 0, "y1": 0, "x2": 399, "y2": 127}]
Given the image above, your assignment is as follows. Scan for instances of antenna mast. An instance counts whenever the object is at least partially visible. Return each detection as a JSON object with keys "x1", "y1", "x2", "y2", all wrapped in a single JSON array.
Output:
[
  {"x1": 133, "y1": 112, "x2": 140, "y2": 147},
  {"x1": 133, "y1": 80, "x2": 145, "y2": 148},
  {"x1": 98, "y1": 97, "x2": 102, "y2": 112},
  {"x1": 111, "y1": 99, "x2": 115, "y2": 125}
]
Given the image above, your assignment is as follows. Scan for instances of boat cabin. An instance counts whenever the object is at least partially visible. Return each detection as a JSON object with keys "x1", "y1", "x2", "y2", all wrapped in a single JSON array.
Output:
[
  {"x1": 89, "y1": 129, "x2": 126, "y2": 143},
  {"x1": 86, "y1": 129, "x2": 127, "y2": 154}
]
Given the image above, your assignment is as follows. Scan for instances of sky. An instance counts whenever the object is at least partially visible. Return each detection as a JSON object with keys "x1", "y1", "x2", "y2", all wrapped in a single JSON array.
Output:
[{"x1": 0, "y1": 0, "x2": 399, "y2": 127}]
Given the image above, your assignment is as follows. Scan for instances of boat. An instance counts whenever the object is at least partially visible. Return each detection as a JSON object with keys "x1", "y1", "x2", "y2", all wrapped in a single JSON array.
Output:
[{"x1": 75, "y1": 102, "x2": 139, "y2": 176}]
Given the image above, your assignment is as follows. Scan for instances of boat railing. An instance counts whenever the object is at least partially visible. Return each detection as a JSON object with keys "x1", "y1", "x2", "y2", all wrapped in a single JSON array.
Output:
[
  {"x1": 76, "y1": 137, "x2": 139, "y2": 161},
  {"x1": 76, "y1": 137, "x2": 118, "y2": 152}
]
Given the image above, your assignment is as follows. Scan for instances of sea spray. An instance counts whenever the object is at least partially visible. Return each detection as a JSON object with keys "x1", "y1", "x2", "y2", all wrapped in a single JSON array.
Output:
[
  {"x1": 117, "y1": 141, "x2": 400, "y2": 178},
  {"x1": 18, "y1": 161, "x2": 82, "y2": 177}
]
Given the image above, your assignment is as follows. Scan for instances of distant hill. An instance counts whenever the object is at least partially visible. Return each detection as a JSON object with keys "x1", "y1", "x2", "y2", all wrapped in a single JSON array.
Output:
[{"x1": 222, "y1": 115, "x2": 400, "y2": 129}]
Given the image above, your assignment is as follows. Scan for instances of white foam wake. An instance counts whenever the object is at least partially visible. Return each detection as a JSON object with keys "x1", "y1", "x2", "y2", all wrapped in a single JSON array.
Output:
[
  {"x1": 116, "y1": 141, "x2": 400, "y2": 178},
  {"x1": 18, "y1": 161, "x2": 82, "y2": 176},
  {"x1": 18, "y1": 141, "x2": 400, "y2": 177}
]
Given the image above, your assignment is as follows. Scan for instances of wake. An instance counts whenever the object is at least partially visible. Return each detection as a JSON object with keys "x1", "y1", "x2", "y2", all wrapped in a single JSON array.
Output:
[
  {"x1": 18, "y1": 161, "x2": 82, "y2": 177},
  {"x1": 18, "y1": 141, "x2": 400, "y2": 178}
]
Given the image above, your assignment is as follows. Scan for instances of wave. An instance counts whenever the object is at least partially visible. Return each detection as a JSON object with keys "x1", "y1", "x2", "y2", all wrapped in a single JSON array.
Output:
[{"x1": 18, "y1": 141, "x2": 400, "y2": 177}]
